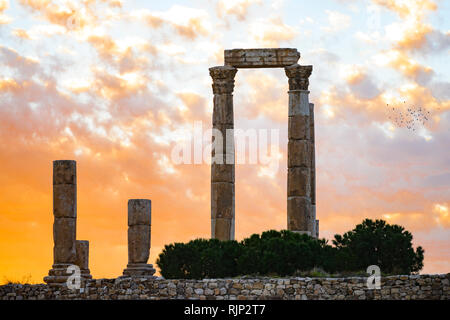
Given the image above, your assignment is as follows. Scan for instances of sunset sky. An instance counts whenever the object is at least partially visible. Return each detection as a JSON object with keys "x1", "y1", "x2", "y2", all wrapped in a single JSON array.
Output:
[{"x1": 0, "y1": 0, "x2": 449, "y2": 283}]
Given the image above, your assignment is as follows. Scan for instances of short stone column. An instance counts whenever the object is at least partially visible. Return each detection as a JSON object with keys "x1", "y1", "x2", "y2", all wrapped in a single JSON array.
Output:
[
  {"x1": 285, "y1": 64, "x2": 314, "y2": 235},
  {"x1": 310, "y1": 102, "x2": 319, "y2": 238},
  {"x1": 122, "y1": 199, "x2": 155, "y2": 278},
  {"x1": 75, "y1": 240, "x2": 92, "y2": 280},
  {"x1": 44, "y1": 160, "x2": 78, "y2": 285},
  {"x1": 209, "y1": 66, "x2": 237, "y2": 241}
]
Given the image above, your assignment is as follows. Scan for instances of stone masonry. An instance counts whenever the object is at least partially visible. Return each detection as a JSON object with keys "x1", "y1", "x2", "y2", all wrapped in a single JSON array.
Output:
[
  {"x1": 44, "y1": 160, "x2": 91, "y2": 286},
  {"x1": 122, "y1": 199, "x2": 156, "y2": 278},
  {"x1": 211, "y1": 48, "x2": 318, "y2": 240},
  {"x1": 2, "y1": 275, "x2": 448, "y2": 300},
  {"x1": 209, "y1": 66, "x2": 237, "y2": 241}
]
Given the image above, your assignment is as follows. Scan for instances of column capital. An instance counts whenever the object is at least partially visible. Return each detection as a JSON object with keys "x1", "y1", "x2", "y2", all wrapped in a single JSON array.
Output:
[
  {"x1": 209, "y1": 66, "x2": 238, "y2": 94},
  {"x1": 285, "y1": 64, "x2": 313, "y2": 91}
]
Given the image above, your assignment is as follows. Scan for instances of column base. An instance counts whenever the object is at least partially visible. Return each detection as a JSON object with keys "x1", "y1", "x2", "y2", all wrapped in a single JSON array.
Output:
[
  {"x1": 80, "y1": 269, "x2": 92, "y2": 280},
  {"x1": 122, "y1": 263, "x2": 156, "y2": 278},
  {"x1": 44, "y1": 264, "x2": 92, "y2": 286}
]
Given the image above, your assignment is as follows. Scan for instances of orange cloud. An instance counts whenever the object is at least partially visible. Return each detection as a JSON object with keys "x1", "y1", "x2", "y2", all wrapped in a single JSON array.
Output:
[
  {"x1": 216, "y1": 0, "x2": 262, "y2": 21},
  {"x1": 249, "y1": 16, "x2": 297, "y2": 47},
  {"x1": 12, "y1": 28, "x2": 31, "y2": 39},
  {"x1": 372, "y1": 0, "x2": 437, "y2": 18},
  {"x1": 138, "y1": 6, "x2": 211, "y2": 40}
]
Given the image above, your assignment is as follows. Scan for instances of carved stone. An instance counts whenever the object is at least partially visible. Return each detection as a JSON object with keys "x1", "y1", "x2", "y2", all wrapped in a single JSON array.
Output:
[
  {"x1": 288, "y1": 167, "x2": 311, "y2": 197},
  {"x1": 210, "y1": 66, "x2": 237, "y2": 241},
  {"x1": 45, "y1": 160, "x2": 79, "y2": 286},
  {"x1": 209, "y1": 49, "x2": 318, "y2": 241},
  {"x1": 285, "y1": 64, "x2": 313, "y2": 91},
  {"x1": 225, "y1": 48, "x2": 300, "y2": 68},
  {"x1": 75, "y1": 240, "x2": 92, "y2": 279},
  {"x1": 128, "y1": 199, "x2": 151, "y2": 226},
  {"x1": 211, "y1": 182, "x2": 234, "y2": 219},
  {"x1": 122, "y1": 199, "x2": 155, "y2": 278},
  {"x1": 53, "y1": 184, "x2": 76, "y2": 218},
  {"x1": 286, "y1": 64, "x2": 315, "y2": 236}
]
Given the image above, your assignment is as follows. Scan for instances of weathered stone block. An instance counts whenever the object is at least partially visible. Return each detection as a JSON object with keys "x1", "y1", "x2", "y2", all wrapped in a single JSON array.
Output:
[
  {"x1": 287, "y1": 196, "x2": 312, "y2": 231},
  {"x1": 122, "y1": 263, "x2": 155, "y2": 278},
  {"x1": 53, "y1": 184, "x2": 76, "y2": 218},
  {"x1": 128, "y1": 225, "x2": 151, "y2": 264},
  {"x1": 288, "y1": 91, "x2": 310, "y2": 116},
  {"x1": 212, "y1": 218, "x2": 234, "y2": 241},
  {"x1": 211, "y1": 163, "x2": 234, "y2": 183},
  {"x1": 285, "y1": 64, "x2": 313, "y2": 91},
  {"x1": 288, "y1": 167, "x2": 311, "y2": 197},
  {"x1": 75, "y1": 240, "x2": 89, "y2": 271},
  {"x1": 213, "y1": 95, "x2": 234, "y2": 125},
  {"x1": 288, "y1": 140, "x2": 310, "y2": 168},
  {"x1": 128, "y1": 199, "x2": 151, "y2": 226},
  {"x1": 225, "y1": 48, "x2": 300, "y2": 68},
  {"x1": 289, "y1": 115, "x2": 310, "y2": 140},
  {"x1": 53, "y1": 160, "x2": 76, "y2": 185},
  {"x1": 211, "y1": 124, "x2": 234, "y2": 165},
  {"x1": 209, "y1": 66, "x2": 237, "y2": 94},
  {"x1": 53, "y1": 218, "x2": 76, "y2": 264},
  {"x1": 211, "y1": 182, "x2": 234, "y2": 219}
]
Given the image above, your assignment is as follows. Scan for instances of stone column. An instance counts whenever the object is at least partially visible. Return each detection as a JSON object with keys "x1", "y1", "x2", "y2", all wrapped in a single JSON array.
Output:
[
  {"x1": 209, "y1": 66, "x2": 237, "y2": 241},
  {"x1": 310, "y1": 102, "x2": 319, "y2": 238},
  {"x1": 75, "y1": 240, "x2": 92, "y2": 280},
  {"x1": 122, "y1": 199, "x2": 155, "y2": 278},
  {"x1": 285, "y1": 64, "x2": 314, "y2": 235},
  {"x1": 44, "y1": 160, "x2": 78, "y2": 285}
]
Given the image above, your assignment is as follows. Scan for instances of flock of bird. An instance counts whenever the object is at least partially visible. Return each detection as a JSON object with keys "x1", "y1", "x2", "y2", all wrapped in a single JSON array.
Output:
[{"x1": 386, "y1": 102, "x2": 431, "y2": 132}]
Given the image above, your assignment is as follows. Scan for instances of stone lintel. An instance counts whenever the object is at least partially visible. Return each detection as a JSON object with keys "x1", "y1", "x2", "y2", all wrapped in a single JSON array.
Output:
[{"x1": 225, "y1": 48, "x2": 300, "y2": 68}]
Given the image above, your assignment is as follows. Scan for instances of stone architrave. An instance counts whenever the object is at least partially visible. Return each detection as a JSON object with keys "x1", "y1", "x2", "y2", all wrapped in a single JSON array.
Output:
[
  {"x1": 285, "y1": 64, "x2": 314, "y2": 236},
  {"x1": 122, "y1": 199, "x2": 155, "y2": 278},
  {"x1": 44, "y1": 160, "x2": 78, "y2": 286},
  {"x1": 209, "y1": 66, "x2": 237, "y2": 241},
  {"x1": 225, "y1": 48, "x2": 300, "y2": 68}
]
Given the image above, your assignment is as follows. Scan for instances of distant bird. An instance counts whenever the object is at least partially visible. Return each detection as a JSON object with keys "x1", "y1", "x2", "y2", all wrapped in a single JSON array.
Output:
[{"x1": 385, "y1": 102, "x2": 432, "y2": 133}]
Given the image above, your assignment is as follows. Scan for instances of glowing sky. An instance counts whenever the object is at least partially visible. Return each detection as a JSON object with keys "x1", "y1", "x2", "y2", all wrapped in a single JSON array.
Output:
[{"x1": 0, "y1": 0, "x2": 449, "y2": 283}]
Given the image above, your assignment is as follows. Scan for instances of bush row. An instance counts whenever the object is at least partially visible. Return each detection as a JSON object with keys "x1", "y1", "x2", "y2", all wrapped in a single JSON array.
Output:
[{"x1": 156, "y1": 219, "x2": 424, "y2": 279}]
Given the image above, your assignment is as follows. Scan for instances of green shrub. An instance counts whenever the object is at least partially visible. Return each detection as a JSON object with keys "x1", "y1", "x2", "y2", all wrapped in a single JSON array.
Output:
[
  {"x1": 156, "y1": 219, "x2": 424, "y2": 279},
  {"x1": 156, "y1": 239, "x2": 243, "y2": 279},
  {"x1": 332, "y1": 219, "x2": 424, "y2": 274}
]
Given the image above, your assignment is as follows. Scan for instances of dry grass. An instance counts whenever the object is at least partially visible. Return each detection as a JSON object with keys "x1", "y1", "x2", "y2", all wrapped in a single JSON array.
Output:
[{"x1": 1, "y1": 274, "x2": 36, "y2": 285}]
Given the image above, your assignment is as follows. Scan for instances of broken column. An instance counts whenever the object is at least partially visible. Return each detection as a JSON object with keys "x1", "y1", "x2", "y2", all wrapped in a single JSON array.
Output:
[
  {"x1": 122, "y1": 199, "x2": 155, "y2": 277},
  {"x1": 44, "y1": 160, "x2": 78, "y2": 285},
  {"x1": 209, "y1": 66, "x2": 237, "y2": 241},
  {"x1": 310, "y1": 102, "x2": 319, "y2": 239},
  {"x1": 285, "y1": 64, "x2": 314, "y2": 236},
  {"x1": 75, "y1": 240, "x2": 92, "y2": 280}
]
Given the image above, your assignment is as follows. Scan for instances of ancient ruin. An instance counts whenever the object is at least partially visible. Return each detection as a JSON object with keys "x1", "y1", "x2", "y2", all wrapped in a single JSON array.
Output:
[
  {"x1": 122, "y1": 199, "x2": 156, "y2": 278},
  {"x1": 44, "y1": 160, "x2": 91, "y2": 285},
  {"x1": 210, "y1": 48, "x2": 319, "y2": 240},
  {"x1": 43, "y1": 47, "x2": 318, "y2": 285}
]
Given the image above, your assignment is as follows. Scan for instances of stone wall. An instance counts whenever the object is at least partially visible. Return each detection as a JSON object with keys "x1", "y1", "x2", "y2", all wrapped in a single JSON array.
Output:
[{"x1": 1, "y1": 274, "x2": 448, "y2": 300}]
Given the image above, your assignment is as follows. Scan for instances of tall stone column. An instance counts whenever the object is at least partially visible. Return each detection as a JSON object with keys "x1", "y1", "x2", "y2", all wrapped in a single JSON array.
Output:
[
  {"x1": 122, "y1": 199, "x2": 155, "y2": 278},
  {"x1": 310, "y1": 103, "x2": 319, "y2": 238},
  {"x1": 44, "y1": 160, "x2": 78, "y2": 285},
  {"x1": 285, "y1": 64, "x2": 314, "y2": 235},
  {"x1": 209, "y1": 66, "x2": 237, "y2": 241}
]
